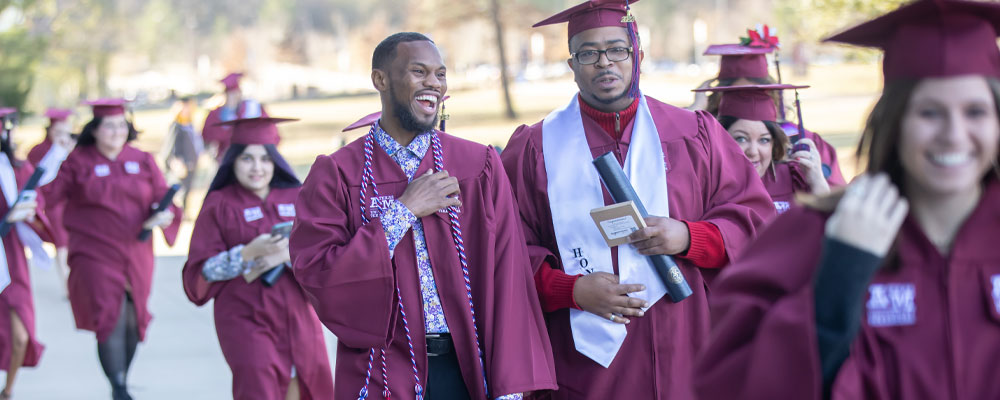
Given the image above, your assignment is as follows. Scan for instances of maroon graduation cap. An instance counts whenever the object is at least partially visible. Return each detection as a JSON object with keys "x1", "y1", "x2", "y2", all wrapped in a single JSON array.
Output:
[
  {"x1": 825, "y1": 0, "x2": 1000, "y2": 81},
  {"x1": 221, "y1": 73, "x2": 244, "y2": 92},
  {"x1": 83, "y1": 98, "x2": 128, "y2": 118},
  {"x1": 694, "y1": 84, "x2": 808, "y2": 122},
  {"x1": 704, "y1": 44, "x2": 773, "y2": 80},
  {"x1": 342, "y1": 111, "x2": 381, "y2": 132},
  {"x1": 534, "y1": 0, "x2": 643, "y2": 98},
  {"x1": 0, "y1": 108, "x2": 14, "y2": 119},
  {"x1": 45, "y1": 108, "x2": 73, "y2": 123},
  {"x1": 216, "y1": 117, "x2": 296, "y2": 145}
]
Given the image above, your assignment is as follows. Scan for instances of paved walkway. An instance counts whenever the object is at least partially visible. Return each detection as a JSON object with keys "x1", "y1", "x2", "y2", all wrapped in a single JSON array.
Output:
[{"x1": 8, "y1": 255, "x2": 338, "y2": 399}]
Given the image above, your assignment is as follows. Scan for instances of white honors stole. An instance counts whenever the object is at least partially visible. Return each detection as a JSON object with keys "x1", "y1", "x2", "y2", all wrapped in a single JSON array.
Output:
[
  {"x1": 0, "y1": 154, "x2": 52, "y2": 281},
  {"x1": 542, "y1": 94, "x2": 669, "y2": 367}
]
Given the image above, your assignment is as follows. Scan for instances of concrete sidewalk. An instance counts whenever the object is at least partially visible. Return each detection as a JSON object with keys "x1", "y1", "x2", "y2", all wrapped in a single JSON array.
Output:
[{"x1": 9, "y1": 255, "x2": 338, "y2": 399}]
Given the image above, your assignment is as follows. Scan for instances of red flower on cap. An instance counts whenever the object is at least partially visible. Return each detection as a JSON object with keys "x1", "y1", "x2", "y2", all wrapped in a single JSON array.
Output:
[{"x1": 741, "y1": 24, "x2": 780, "y2": 50}]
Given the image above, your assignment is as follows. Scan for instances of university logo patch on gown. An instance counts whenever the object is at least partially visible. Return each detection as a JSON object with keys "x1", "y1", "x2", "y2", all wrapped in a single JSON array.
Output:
[
  {"x1": 369, "y1": 195, "x2": 394, "y2": 219},
  {"x1": 94, "y1": 164, "x2": 111, "y2": 177},
  {"x1": 991, "y1": 275, "x2": 1000, "y2": 314},
  {"x1": 866, "y1": 283, "x2": 916, "y2": 327},
  {"x1": 124, "y1": 161, "x2": 141, "y2": 174},
  {"x1": 774, "y1": 201, "x2": 790, "y2": 214},
  {"x1": 243, "y1": 206, "x2": 264, "y2": 222},
  {"x1": 277, "y1": 203, "x2": 295, "y2": 217}
]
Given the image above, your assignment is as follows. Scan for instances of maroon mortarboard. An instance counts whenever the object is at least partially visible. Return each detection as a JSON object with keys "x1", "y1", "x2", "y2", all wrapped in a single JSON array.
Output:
[
  {"x1": 534, "y1": 0, "x2": 643, "y2": 98},
  {"x1": 825, "y1": 0, "x2": 1000, "y2": 81},
  {"x1": 0, "y1": 108, "x2": 15, "y2": 118},
  {"x1": 694, "y1": 84, "x2": 808, "y2": 122},
  {"x1": 704, "y1": 44, "x2": 773, "y2": 79},
  {"x1": 216, "y1": 117, "x2": 296, "y2": 145},
  {"x1": 83, "y1": 98, "x2": 128, "y2": 118},
  {"x1": 343, "y1": 111, "x2": 381, "y2": 132},
  {"x1": 45, "y1": 108, "x2": 73, "y2": 123},
  {"x1": 221, "y1": 73, "x2": 244, "y2": 91}
]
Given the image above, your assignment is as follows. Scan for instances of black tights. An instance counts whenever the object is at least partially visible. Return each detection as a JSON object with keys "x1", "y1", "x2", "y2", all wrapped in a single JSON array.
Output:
[{"x1": 97, "y1": 295, "x2": 139, "y2": 398}]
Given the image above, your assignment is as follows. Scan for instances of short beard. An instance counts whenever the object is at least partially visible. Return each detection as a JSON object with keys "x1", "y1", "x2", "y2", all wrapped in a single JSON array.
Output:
[
  {"x1": 390, "y1": 84, "x2": 438, "y2": 133},
  {"x1": 590, "y1": 89, "x2": 631, "y2": 105}
]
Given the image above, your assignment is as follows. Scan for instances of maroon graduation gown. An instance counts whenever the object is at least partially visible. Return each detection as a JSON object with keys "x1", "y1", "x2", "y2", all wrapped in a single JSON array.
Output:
[
  {"x1": 42, "y1": 145, "x2": 181, "y2": 342},
  {"x1": 289, "y1": 132, "x2": 557, "y2": 399},
  {"x1": 0, "y1": 162, "x2": 55, "y2": 370},
  {"x1": 182, "y1": 184, "x2": 333, "y2": 399},
  {"x1": 695, "y1": 180, "x2": 1000, "y2": 400},
  {"x1": 202, "y1": 103, "x2": 270, "y2": 161},
  {"x1": 500, "y1": 96, "x2": 775, "y2": 400},
  {"x1": 26, "y1": 138, "x2": 69, "y2": 247},
  {"x1": 762, "y1": 162, "x2": 811, "y2": 215}
]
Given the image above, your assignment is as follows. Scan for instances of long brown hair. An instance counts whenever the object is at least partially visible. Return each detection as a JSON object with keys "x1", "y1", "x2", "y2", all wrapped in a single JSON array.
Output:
[{"x1": 799, "y1": 77, "x2": 1000, "y2": 212}]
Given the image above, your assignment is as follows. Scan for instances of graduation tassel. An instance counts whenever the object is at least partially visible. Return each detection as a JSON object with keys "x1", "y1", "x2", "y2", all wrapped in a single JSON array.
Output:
[
  {"x1": 775, "y1": 52, "x2": 787, "y2": 121},
  {"x1": 794, "y1": 88, "x2": 804, "y2": 139},
  {"x1": 438, "y1": 103, "x2": 449, "y2": 132},
  {"x1": 623, "y1": 0, "x2": 641, "y2": 100}
]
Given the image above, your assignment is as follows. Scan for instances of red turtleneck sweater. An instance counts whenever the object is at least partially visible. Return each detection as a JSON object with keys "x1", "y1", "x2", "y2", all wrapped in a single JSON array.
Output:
[{"x1": 533, "y1": 96, "x2": 727, "y2": 312}]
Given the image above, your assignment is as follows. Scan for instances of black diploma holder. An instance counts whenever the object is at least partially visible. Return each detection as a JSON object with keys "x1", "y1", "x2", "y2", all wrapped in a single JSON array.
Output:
[
  {"x1": 592, "y1": 152, "x2": 693, "y2": 303},
  {"x1": 0, "y1": 166, "x2": 45, "y2": 238},
  {"x1": 261, "y1": 221, "x2": 293, "y2": 287},
  {"x1": 138, "y1": 184, "x2": 182, "y2": 241}
]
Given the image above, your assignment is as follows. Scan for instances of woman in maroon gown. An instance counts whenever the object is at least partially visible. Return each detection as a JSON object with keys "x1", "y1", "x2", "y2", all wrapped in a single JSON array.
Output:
[
  {"x1": 182, "y1": 117, "x2": 333, "y2": 400},
  {"x1": 695, "y1": 1, "x2": 1000, "y2": 399},
  {"x1": 26, "y1": 108, "x2": 76, "y2": 295},
  {"x1": 694, "y1": 28, "x2": 846, "y2": 186},
  {"x1": 0, "y1": 109, "x2": 56, "y2": 399},
  {"x1": 696, "y1": 84, "x2": 832, "y2": 214},
  {"x1": 42, "y1": 99, "x2": 180, "y2": 400}
]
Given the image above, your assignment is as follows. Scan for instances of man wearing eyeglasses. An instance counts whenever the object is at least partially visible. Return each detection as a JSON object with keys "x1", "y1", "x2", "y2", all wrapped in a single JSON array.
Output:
[{"x1": 500, "y1": 1, "x2": 774, "y2": 399}]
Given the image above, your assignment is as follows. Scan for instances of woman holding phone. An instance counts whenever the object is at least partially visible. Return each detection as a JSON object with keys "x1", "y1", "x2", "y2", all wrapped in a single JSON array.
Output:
[
  {"x1": 695, "y1": 1, "x2": 1000, "y2": 399},
  {"x1": 41, "y1": 99, "x2": 180, "y2": 400},
  {"x1": 182, "y1": 117, "x2": 332, "y2": 400}
]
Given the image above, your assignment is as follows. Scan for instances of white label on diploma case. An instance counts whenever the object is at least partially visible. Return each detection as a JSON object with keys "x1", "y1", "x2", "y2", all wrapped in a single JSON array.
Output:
[
  {"x1": 94, "y1": 164, "x2": 111, "y2": 177},
  {"x1": 599, "y1": 215, "x2": 640, "y2": 240},
  {"x1": 124, "y1": 161, "x2": 141, "y2": 174},
  {"x1": 243, "y1": 207, "x2": 264, "y2": 222}
]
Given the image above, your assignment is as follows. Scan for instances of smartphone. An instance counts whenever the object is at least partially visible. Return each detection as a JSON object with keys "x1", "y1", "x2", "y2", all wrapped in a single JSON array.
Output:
[{"x1": 271, "y1": 221, "x2": 293, "y2": 238}]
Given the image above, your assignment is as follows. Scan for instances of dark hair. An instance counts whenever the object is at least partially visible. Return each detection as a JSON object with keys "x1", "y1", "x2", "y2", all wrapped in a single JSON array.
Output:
[
  {"x1": 76, "y1": 116, "x2": 139, "y2": 146},
  {"x1": 0, "y1": 121, "x2": 20, "y2": 168},
  {"x1": 706, "y1": 76, "x2": 777, "y2": 116},
  {"x1": 208, "y1": 143, "x2": 301, "y2": 192},
  {"x1": 801, "y1": 77, "x2": 1000, "y2": 214},
  {"x1": 717, "y1": 115, "x2": 789, "y2": 163},
  {"x1": 372, "y1": 32, "x2": 434, "y2": 71}
]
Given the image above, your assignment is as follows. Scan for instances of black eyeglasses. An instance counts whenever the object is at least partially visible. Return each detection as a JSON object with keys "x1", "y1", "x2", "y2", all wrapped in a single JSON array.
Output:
[{"x1": 572, "y1": 47, "x2": 632, "y2": 65}]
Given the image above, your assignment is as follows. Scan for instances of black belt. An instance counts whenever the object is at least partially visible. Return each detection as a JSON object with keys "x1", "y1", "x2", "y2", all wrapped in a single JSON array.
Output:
[{"x1": 426, "y1": 333, "x2": 454, "y2": 357}]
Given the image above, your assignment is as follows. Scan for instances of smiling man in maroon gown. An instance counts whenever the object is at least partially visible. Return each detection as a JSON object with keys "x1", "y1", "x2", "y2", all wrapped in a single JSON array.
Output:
[
  {"x1": 500, "y1": 1, "x2": 774, "y2": 399},
  {"x1": 290, "y1": 32, "x2": 556, "y2": 400}
]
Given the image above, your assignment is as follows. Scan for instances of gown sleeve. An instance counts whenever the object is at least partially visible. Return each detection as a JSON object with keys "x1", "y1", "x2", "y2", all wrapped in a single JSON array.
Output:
[{"x1": 289, "y1": 155, "x2": 398, "y2": 349}]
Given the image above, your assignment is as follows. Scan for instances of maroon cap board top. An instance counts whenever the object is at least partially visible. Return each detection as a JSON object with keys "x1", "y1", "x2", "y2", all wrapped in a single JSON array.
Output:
[
  {"x1": 705, "y1": 44, "x2": 773, "y2": 79},
  {"x1": 221, "y1": 73, "x2": 244, "y2": 91},
  {"x1": 45, "y1": 108, "x2": 73, "y2": 123},
  {"x1": 533, "y1": 0, "x2": 640, "y2": 38},
  {"x1": 83, "y1": 98, "x2": 128, "y2": 118},
  {"x1": 694, "y1": 84, "x2": 809, "y2": 122},
  {"x1": 825, "y1": 0, "x2": 1000, "y2": 81},
  {"x1": 215, "y1": 117, "x2": 296, "y2": 145},
  {"x1": 0, "y1": 108, "x2": 15, "y2": 118}
]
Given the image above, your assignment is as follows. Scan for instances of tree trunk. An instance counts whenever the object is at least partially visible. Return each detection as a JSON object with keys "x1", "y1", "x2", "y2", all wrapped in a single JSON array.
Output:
[{"x1": 489, "y1": 0, "x2": 516, "y2": 120}]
